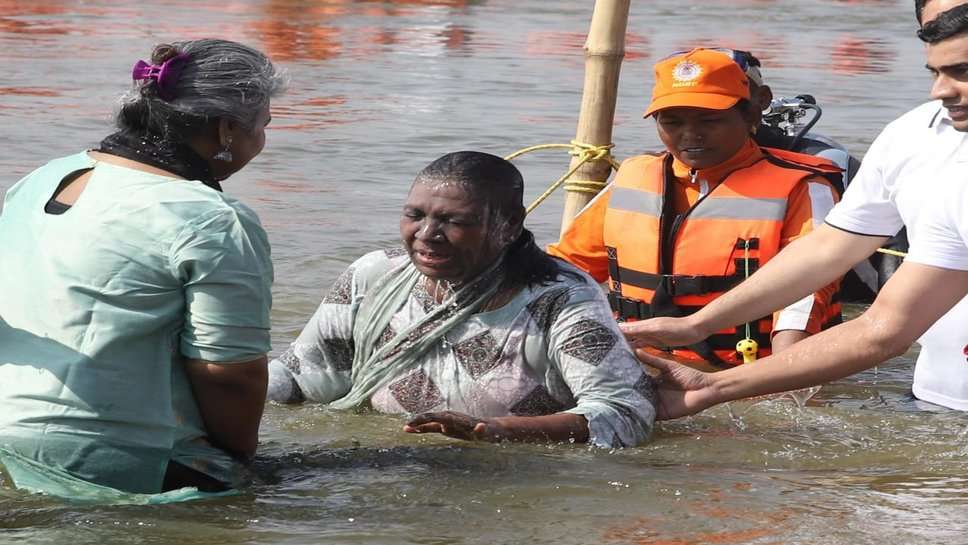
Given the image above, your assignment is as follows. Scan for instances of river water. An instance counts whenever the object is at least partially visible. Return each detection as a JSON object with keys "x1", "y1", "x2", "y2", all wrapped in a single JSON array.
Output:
[{"x1": 1, "y1": 1, "x2": 963, "y2": 544}]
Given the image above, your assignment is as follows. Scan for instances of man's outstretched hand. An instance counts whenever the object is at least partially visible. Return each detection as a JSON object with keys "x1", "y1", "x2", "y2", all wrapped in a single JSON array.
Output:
[
  {"x1": 619, "y1": 316, "x2": 708, "y2": 350},
  {"x1": 636, "y1": 350, "x2": 722, "y2": 420}
]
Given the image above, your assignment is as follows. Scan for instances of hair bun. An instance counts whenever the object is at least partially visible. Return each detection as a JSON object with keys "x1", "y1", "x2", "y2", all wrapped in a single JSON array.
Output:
[{"x1": 150, "y1": 44, "x2": 181, "y2": 64}]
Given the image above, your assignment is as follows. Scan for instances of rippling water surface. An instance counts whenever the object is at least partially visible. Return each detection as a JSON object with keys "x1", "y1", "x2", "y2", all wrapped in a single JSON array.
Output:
[{"x1": 1, "y1": 1, "x2": 960, "y2": 544}]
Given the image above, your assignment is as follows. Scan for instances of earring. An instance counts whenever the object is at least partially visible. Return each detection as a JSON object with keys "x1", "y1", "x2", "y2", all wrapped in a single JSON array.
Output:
[{"x1": 213, "y1": 137, "x2": 233, "y2": 162}]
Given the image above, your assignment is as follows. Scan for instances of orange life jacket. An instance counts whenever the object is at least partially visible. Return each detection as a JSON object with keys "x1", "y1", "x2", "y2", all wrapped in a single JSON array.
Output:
[{"x1": 605, "y1": 148, "x2": 843, "y2": 367}]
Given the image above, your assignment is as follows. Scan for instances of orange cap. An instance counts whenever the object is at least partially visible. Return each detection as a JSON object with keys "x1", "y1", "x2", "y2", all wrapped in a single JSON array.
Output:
[{"x1": 644, "y1": 48, "x2": 750, "y2": 117}]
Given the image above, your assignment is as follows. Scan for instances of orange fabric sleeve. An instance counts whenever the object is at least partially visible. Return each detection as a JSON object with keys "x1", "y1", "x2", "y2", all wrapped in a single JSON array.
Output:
[
  {"x1": 771, "y1": 175, "x2": 841, "y2": 335},
  {"x1": 546, "y1": 185, "x2": 614, "y2": 283}
]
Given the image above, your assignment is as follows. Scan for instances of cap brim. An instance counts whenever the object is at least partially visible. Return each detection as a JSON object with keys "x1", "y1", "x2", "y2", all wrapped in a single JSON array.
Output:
[{"x1": 643, "y1": 93, "x2": 741, "y2": 117}]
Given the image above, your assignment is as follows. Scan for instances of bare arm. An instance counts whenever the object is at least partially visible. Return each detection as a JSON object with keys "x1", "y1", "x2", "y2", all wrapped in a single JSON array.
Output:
[
  {"x1": 701, "y1": 225, "x2": 885, "y2": 334},
  {"x1": 643, "y1": 261, "x2": 968, "y2": 418},
  {"x1": 770, "y1": 329, "x2": 810, "y2": 354},
  {"x1": 621, "y1": 224, "x2": 889, "y2": 348},
  {"x1": 184, "y1": 356, "x2": 268, "y2": 460}
]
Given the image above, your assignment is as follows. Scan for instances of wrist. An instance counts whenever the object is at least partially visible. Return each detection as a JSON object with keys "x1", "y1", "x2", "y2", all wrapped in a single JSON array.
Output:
[
  {"x1": 685, "y1": 311, "x2": 715, "y2": 340},
  {"x1": 480, "y1": 417, "x2": 510, "y2": 442},
  {"x1": 705, "y1": 366, "x2": 747, "y2": 408}
]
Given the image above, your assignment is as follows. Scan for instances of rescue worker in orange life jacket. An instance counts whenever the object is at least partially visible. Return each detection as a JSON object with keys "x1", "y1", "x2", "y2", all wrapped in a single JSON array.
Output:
[{"x1": 547, "y1": 48, "x2": 843, "y2": 368}]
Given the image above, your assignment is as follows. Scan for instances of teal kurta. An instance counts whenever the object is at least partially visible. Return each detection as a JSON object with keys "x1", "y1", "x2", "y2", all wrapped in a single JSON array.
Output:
[{"x1": 0, "y1": 152, "x2": 272, "y2": 498}]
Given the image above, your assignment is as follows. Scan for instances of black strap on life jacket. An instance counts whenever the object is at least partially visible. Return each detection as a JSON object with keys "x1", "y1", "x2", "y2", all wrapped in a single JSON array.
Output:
[
  {"x1": 761, "y1": 149, "x2": 846, "y2": 198},
  {"x1": 609, "y1": 239, "x2": 760, "y2": 296},
  {"x1": 606, "y1": 245, "x2": 623, "y2": 298},
  {"x1": 606, "y1": 238, "x2": 766, "y2": 368},
  {"x1": 649, "y1": 276, "x2": 733, "y2": 368}
]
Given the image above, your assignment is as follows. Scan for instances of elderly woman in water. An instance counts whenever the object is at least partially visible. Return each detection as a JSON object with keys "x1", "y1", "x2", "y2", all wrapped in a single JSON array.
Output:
[
  {"x1": 268, "y1": 151, "x2": 656, "y2": 446},
  {"x1": 0, "y1": 39, "x2": 284, "y2": 499}
]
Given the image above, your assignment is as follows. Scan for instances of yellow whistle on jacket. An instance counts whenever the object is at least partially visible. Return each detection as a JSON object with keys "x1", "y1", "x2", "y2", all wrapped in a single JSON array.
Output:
[{"x1": 736, "y1": 339, "x2": 759, "y2": 363}]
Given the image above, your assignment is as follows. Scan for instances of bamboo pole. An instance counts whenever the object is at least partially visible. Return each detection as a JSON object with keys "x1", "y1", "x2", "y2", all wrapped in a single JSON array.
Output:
[{"x1": 559, "y1": 0, "x2": 629, "y2": 235}]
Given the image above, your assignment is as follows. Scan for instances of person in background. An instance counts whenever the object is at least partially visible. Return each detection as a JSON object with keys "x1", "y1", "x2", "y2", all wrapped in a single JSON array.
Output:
[
  {"x1": 735, "y1": 49, "x2": 861, "y2": 186},
  {"x1": 622, "y1": 1, "x2": 968, "y2": 417},
  {"x1": 268, "y1": 151, "x2": 656, "y2": 448},
  {"x1": 707, "y1": 46, "x2": 889, "y2": 302},
  {"x1": 0, "y1": 38, "x2": 285, "y2": 499},
  {"x1": 548, "y1": 48, "x2": 842, "y2": 369}
]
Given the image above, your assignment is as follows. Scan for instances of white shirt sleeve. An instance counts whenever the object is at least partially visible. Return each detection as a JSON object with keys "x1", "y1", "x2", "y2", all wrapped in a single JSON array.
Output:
[
  {"x1": 823, "y1": 124, "x2": 905, "y2": 237},
  {"x1": 773, "y1": 180, "x2": 839, "y2": 332},
  {"x1": 907, "y1": 177, "x2": 968, "y2": 271}
]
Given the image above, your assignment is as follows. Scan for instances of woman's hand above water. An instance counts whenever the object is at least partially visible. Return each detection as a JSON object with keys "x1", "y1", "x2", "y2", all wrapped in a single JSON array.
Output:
[
  {"x1": 404, "y1": 411, "x2": 589, "y2": 444},
  {"x1": 404, "y1": 411, "x2": 503, "y2": 441}
]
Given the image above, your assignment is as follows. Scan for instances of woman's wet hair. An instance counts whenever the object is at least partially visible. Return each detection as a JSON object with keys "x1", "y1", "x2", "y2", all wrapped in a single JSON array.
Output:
[
  {"x1": 415, "y1": 151, "x2": 583, "y2": 289},
  {"x1": 918, "y1": 3, "x2": 968, "y2": 43},
  {"x1": 116, "y1": 39, "x2": 287, "y2": 143}
]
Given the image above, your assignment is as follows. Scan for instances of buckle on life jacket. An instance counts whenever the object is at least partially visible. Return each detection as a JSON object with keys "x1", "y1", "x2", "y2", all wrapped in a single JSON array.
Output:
[
  {"x1": 608, "y1": 291, "x2": 650, "y2": 321},
  {"x1": 660, "y1": 275, "x2": 705, "y2": 296}
]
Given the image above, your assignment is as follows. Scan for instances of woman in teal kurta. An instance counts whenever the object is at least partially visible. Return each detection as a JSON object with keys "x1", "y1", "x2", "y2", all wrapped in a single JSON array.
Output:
[{"x1": 0, "y1": 39, "x2": 285, "y2": 500}]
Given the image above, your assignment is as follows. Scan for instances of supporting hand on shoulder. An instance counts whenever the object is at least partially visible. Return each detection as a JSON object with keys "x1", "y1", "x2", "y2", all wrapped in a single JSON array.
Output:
[
  {"x1": 635, "y1": 350, "x2": 722, "y2": 420},
  {"x1": 619, "y1": 315, "x2": 710, "y2": 350}
]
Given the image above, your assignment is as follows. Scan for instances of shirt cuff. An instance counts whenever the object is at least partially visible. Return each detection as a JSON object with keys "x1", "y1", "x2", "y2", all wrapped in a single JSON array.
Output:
[
  {"x1": 566, "y1": 400, "x2": 653, "y2": 448},
  {"x1": 823, "y1": 218, "x2": 900, "y2": 238},
  {"x1": 905, "y1": 249, "x2": 968, "y2": 271}
]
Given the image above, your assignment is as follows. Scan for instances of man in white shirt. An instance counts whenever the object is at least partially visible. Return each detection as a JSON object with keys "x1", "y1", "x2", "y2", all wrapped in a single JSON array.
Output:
[{"x1": 619, "y1": 1, "x2": 968, "y2": 416}]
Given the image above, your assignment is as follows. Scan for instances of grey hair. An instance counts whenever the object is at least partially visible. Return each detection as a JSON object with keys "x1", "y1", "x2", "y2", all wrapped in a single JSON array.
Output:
[{"x1": 116, "y1": 38, "x2": 287, "y2": 141}]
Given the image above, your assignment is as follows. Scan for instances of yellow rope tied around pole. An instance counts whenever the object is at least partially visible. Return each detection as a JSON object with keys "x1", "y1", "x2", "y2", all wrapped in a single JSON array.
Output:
[
  {"x1": 504, "y1": 141, "x2": 619, "y2": 214},
  {"x1": 563, "y1": 180, "x2": 609, "y2": 194}
]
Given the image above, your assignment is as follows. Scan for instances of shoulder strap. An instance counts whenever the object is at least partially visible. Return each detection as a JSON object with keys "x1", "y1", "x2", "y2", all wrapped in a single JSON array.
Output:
[{"x1": 760, "y1": 148, "x2": 845, "y2": 195}]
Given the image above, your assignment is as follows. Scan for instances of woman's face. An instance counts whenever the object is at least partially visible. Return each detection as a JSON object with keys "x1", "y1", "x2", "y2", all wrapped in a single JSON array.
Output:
[
  {"x1": 211, "y1": 102, "x2": 271, "y2": 180},
  {"x1": 400, "y1": 180, "x2": 511, "y2": 283},
  {"x1": 655, "y1": 106, "x2": 753, "y2": 169}
]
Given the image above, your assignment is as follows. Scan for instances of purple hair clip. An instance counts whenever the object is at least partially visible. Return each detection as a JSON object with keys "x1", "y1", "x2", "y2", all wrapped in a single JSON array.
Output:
[{"x1": 131, "y1": 53, "x2": 190, "y2": 101}]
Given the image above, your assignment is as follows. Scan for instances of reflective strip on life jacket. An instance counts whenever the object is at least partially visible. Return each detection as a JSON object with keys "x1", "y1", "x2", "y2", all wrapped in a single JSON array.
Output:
[
  {"x1": 608, "y1": 186, "x2": 663, "y2": 217},
  {"x1": 687, "y1": 197, "x2": 787, "y2": 221}
]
